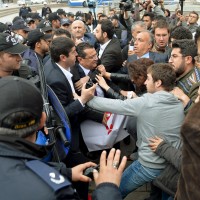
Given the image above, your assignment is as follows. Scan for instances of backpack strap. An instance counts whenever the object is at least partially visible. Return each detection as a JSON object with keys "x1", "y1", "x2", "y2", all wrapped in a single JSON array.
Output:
[{"x1": 25, "y1": 160, "x2": 71, "y2": 192}]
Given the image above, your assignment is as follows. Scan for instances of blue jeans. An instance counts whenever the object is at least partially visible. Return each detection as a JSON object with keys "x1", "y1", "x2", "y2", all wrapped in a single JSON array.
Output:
[{"x1": 119, "y1": 160, "x2": 163, "y2": 199}]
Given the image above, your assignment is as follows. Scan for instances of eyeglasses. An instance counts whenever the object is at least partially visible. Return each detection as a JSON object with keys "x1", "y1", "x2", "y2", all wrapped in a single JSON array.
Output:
[
  {"x1": 169, "y1": 54, "x2": 185, "y2": 60},
  {"x1": 84, "y1": 54, "x2": 98, "y2": 60}
]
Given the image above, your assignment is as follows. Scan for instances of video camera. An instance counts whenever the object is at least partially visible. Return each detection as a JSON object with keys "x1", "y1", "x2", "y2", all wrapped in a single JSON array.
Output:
[
  {"x1": 152, "y1": 0, "x2": 161, "y2": 6},
  {"x1": 119, "y1": 0, "x2": 133, "y2": 11},
  {"x1": 86, "y1": 69, "x2": 101, "y2": 89},
  {"x1": 87, "y1": 0, "x2": 96, "y2": 8}
]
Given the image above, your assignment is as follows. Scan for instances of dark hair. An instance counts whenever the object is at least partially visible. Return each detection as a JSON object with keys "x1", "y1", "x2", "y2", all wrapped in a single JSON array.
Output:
[
  {"x1": 50, "y1": 37, "x2": 75, "y2": 62},
  {"x1": 76, "y1": 42, "x2": 94, "y2": 58},
  {"x1": 98, "y1": 19, "x2": 114, "y2": 39},
  {"x1": 0, "y1": 111, "x2": 40, "y2": 138},
  {"x1": 153, "y1": 15, "x2": 166, "y2": 23},
  {"x1": 176, "y1": 10, "x2": 182, "y2": 15},
  {"x1": 142, "y1": 12, "x2": 154, "y2": 21},
  {"x1": 147, "y1": 63, "x2": 176, "y2": 91},
  {"x1": 84, "y1": 13, "x2": 92, "y2": 22},
  {"x1": 128, "y1": 58, "x2": 154, "y2": 81},
  {"x1": 165, "y1": 9, "x2": 171, "y2": 17},
  {"x1": 170, "y1": 26, "x2": 193, "y2": 40},
  {"x1": 189, "y1": 11, "x2": 199, "y2": 20},
  {"x1": 194, "y1": 26, "x2": 200, "y2": 44},
  {"x1": 172, "y1": 39, "x2": 197, "y2": 64},
  {"x1": 53, "y1": 28, "x2": 71, "y2": 38},
  {"x1": 152, "y1": 19, "x2": 170, "y2": 34}
]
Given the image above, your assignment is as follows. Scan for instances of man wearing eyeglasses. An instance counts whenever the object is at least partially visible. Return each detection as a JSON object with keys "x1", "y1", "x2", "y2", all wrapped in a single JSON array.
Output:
[
  {"x1": 182, "y1": 11, "x2": 199, "y2": 34},
  {"x1": 169, "y1": 39, "x2": 200, "y2": 112}
]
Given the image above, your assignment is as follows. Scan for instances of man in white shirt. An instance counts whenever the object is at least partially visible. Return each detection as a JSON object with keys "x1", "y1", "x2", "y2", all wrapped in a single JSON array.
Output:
[{"x1": 44, "y1": 36, "x2": 96, "y2": 200}]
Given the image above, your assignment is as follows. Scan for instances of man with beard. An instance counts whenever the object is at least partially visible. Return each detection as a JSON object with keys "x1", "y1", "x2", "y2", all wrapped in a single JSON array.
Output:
[
  {"x1": 169, "y1": 39, "x2": 200, "y2": 111},
  {"x1": 94, "y1": 19, "x2": 123, "y2": 72}
]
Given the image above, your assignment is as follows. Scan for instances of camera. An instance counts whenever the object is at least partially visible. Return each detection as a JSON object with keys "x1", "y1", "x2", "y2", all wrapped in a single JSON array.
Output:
[
  {"x1": 119, "y1": 0, "x2": 133, "y2": 11},
  {"x1": 153, "y1": 0, "x2": 161, "y2": 5},
  {"x1": 86, "y1": 0, "x2": 96, "y2": 8},
  {"x1": 85, "y1": 69, "x2": 101, "y2": 89}
]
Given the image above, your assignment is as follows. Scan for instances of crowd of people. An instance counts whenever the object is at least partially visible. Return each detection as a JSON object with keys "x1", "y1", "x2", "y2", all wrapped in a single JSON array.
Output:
[{"x1": 0, "y1": 0, "x2": 200, "y2": 199}]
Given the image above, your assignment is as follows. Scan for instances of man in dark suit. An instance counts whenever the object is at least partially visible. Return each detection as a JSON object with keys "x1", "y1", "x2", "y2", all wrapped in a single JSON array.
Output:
[
  {"x1": 120, "y1": 30, "x2": 168, "y2": 75},
  {"x1": 94, "y1": 19, "x2": 123, "y2": 72},
  {"x1": 44, "y1": 37, "x2": 96, "y2": 200},
  {"x1": 128, "y1": 30, "x2": 169, "y2": 63}
]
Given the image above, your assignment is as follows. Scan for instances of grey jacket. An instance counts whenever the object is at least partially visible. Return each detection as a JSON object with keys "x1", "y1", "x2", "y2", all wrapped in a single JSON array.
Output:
[{"x1": 88, "y1": 91, "x2": 184, "y2": 169}]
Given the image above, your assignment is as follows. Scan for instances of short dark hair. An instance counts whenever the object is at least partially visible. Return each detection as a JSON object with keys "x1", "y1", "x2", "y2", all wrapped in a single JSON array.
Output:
[
  {"x1": 53, "y1": 28, "x2": 71, "y2": 38},
  {"x1": 172, "y1": 39, "x2": 197, "y2": 64},
  {"x1": 76, "y1": 42, "x2": 94, "y2": 58},
  {"x1": 152, "y1": 19, "x2": 170, "y2": 34},
  {"x1": 98, "y1": 19, "x2": 114, "y2": 39},
  {"x1": 165, "y1": 9, "x2": 171, "y2": 17},
  {"x1": 189, "y1": 11, "x2": 199, "y2": 20},
  {"x1": 170, "y1": 26, "x2": 193, "y2": 40},
  {"x1": 50, "y1": 37, "x2": 75, "y2": 63},
  {"x1": 128, "y1": 58, "x2": 154, "y2": 81},
  {"x1": 142, "y1": 12, "x2": 154, "y2": 21},
  {"x1": 147, "y1": 63, "x2": 176, "y2": 91}
]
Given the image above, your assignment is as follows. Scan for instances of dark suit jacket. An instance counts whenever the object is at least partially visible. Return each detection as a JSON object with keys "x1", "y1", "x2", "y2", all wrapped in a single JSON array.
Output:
[
  {"x1": 128, "y1": 51, "x2": 169, "y2": 64},
  {"x1": 71, "y1": 62, "x2": 122, "y2": 97},
  {"x1": 44, "y1": 59, "x2": 84, "y2": 152},
  {"x1": 99, "y1": 38, "x2": 123, "y2": 73},
  {"x1": 119, "y1": 51, "x2": 169, "y2": 74}
]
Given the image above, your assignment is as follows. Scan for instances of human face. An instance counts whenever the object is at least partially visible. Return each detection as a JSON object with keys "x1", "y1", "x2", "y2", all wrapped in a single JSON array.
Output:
[
  {"x1": 131, "y1": 25, "x2": 147, "y2": 40},
  {"x1": 142, "y1": 16, "x2": 152, "y2": 29},
  {"x1": 144, "y1": 73, "x2": 156, "y2": 93},
  {"x1": 154, "y1": 28, "x2": 169, "y2": 49},
  {"x1": 94, "y1": 24, "x2": 104, "y2": 44},
  {"x1": 66, "y1": 46, "x2": 77, "y2": 68},
  {"x1": 0, "y1": 53, "x2": 22, "y2": 76},
  {"x1": 168, "y1": 48, "x2": 186, "y2": 77},
  {"x1": 71, "y1": 20, "x2": 86, "y2": 39},
  {"x1": 134, "y1": 32, "x2": 152, "y2": 57},
  {"x1": 132, "y1": 74, "x2": 146, "y2": 88},
  {"x1": 78, "y1": 48, "x2": 98, "y2": 70},
  {"x1": 188, "y1": 13, "x2": 198, "y2": 24},
  {"x1": 39, "y1": 39, "x2": 50, "y2": 55}
]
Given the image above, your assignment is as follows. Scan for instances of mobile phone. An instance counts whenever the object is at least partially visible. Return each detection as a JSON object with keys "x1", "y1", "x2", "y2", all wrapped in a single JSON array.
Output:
[{"x1": 129, "y1": 45, "x2": 134, "y2": 51}]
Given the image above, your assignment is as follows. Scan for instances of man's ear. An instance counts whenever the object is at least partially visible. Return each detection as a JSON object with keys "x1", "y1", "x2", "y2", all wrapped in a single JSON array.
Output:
[
  {"x1": 155, "y1": 79, "x2": 162, "y2": 88},
  {"x1": 37, "y1": 112, "x2": 46, "y2": 130}
]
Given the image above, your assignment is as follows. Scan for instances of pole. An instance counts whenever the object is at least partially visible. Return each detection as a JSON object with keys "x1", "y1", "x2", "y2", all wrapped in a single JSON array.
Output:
[{"x1": 179, "y1": 0, "x2": 184, "y2": 15}]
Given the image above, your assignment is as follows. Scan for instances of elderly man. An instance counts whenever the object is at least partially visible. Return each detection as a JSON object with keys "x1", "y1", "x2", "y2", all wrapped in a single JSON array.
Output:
[{"x1": 71, "y1": 20, "x2": 96, "y2": 46}]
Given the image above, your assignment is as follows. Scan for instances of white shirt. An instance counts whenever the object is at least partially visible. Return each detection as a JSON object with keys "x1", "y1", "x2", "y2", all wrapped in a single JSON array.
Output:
[
  {"x1": 56, "y1": 63, "x2": 75, "y2": 93},
  {"x1": 56, "y1": 63, "x2": 85, "y2": 107},
  {"x1": 137, "y1": 52, "x2": 150, "y2": 59},
  {"x1": 99, "y1": 39, "x2": 111, "y2": 59},
  {"x1": 79, "y1": 64, "x2": 104, "y2": 97}
]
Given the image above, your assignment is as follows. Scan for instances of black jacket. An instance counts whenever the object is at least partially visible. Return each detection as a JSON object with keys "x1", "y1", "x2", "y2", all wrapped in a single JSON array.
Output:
[
  {"x1": 0, "y1": 136, "x2": 123, "y2": 200},
  {"x1": 98, "y1": 38, "x2": 123, "y2": 72},
  {"x1": 153, "y1": 141, "x2": 181, "y2": 197}
]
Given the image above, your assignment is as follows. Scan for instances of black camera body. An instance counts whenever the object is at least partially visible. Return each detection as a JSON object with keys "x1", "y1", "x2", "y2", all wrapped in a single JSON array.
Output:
[
  {"x1": 119, "y1": 0, "x2": 133, "y2": 11},
  {"x1": 85, "y1": 69, "x2": 100, "y2": 89},
  {"x1": 153, "y1": 0, "x2": 160, "y2": 5},
  {"x1": 87, "y1": 0, "x2": 96, "y2": 8}
]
